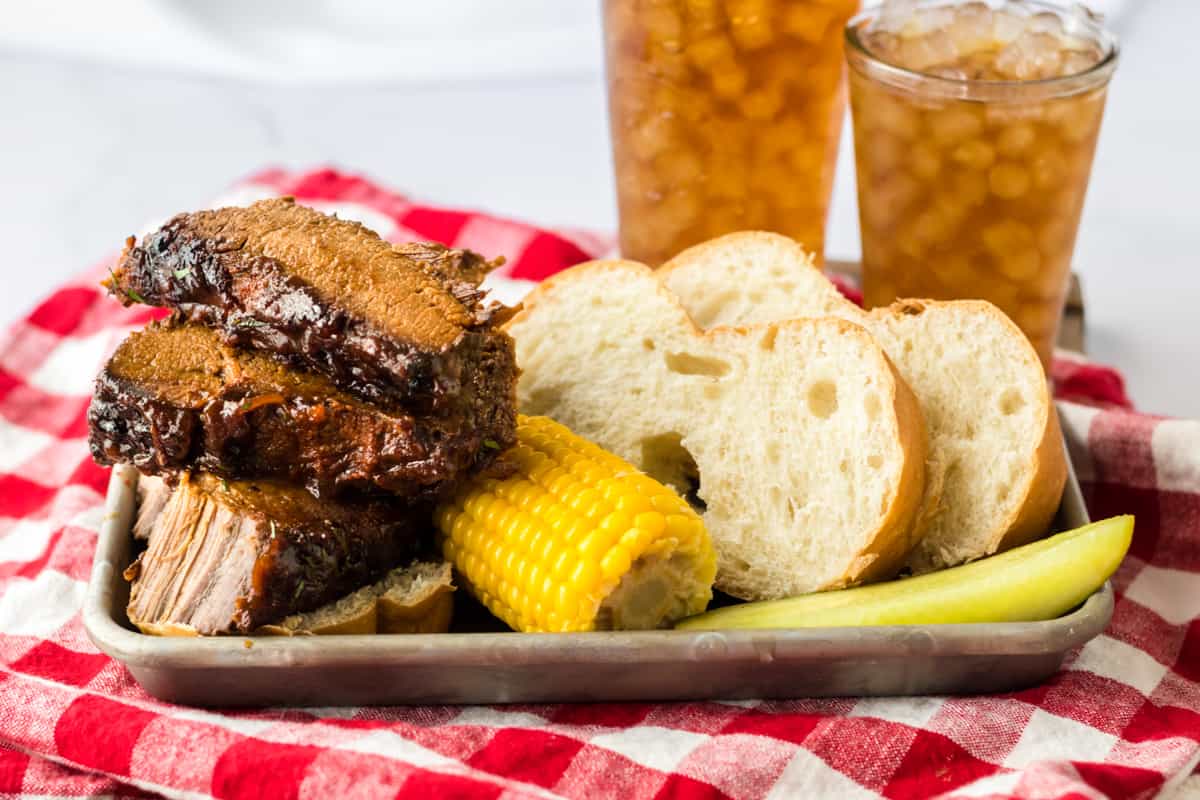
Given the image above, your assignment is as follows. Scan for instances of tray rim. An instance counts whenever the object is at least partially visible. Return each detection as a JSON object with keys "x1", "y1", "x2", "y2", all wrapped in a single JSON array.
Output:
[{"x1": 84, "y1": 435, "x2": 1113, "y2": 678}]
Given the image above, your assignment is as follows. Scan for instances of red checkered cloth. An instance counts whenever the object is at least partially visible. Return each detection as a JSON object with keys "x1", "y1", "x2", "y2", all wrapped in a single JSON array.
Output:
[{"x1": 0, "y1": 167, "x2": 1195, "y2": 800}]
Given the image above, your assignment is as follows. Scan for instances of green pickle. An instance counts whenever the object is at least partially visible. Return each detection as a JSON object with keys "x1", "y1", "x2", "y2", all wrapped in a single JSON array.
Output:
[{"x1": 677, "y1": 515, "x2": 1133, "y2": 630}]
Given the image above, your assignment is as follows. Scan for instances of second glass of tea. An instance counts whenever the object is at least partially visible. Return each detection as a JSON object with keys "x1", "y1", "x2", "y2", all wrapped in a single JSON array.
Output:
[
  {"x1": 846, "y1": 0, "x2": 1118, "y2": 366},
  {"x1": 603, "y1": 0, "x2": 861, "y2": 266}
]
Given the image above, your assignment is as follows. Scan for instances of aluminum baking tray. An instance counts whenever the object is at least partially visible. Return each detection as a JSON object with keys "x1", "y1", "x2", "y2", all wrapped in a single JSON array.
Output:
[{"x1": 84, "y1": 432, "x2": 1110, "y2": 707}]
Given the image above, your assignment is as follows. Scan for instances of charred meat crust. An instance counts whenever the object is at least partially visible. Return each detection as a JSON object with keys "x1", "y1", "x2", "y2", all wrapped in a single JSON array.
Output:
[
  {"x1": 108, "y1": 198, "x2": 510, "y2": 413},
  {"x1": 240, "y1": 501, "x2": 420, "y2": 632},
  {"x1": 88, "y1": 323, "x2": 517, "y2": 499},
  {"x1": 127, "y1": 473, "x2": 426, "y2": 633}
]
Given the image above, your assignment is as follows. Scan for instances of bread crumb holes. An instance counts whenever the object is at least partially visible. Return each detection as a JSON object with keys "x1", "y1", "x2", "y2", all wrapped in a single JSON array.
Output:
[
  {"x1": 806, "y1": 380, "x2": 838, "y2": 419},
  {"x1": 999, "y1": 388, "x2": 1025, "y2": 415},
  {"x1": 665, "y1": 352, "x2": 731, "y2": 377}
]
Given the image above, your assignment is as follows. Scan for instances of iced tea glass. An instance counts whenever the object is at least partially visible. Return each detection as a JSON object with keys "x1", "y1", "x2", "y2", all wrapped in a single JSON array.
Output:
[
  {"x1": 603, "y1": 0, "x2": 860, "y2": 266},
  {"x1": 846, "y1": 1, "x2": 1118, "y2": 366}
]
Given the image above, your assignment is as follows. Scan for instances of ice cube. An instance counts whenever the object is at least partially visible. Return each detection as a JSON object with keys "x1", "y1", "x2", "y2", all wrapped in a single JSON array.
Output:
[
  {"x1": 656, "y1": 191, "x2": 701, "y2": 238},
  {"x1": 731, "y1": 16, "x2": 775, "y2": 51},
  {"x1": 897, "y1": 29, "x2": 960, "y2": 71},
  {"x1": 961, "y1": 50, "x2": 999, "y2": 80},
  {"x1": 904, "y1": 5, "x2": 957, "y2": 37},
  {"x1": 863, "y1": 30, "x2": 902, "y2": 62},
  {"x1": 782, "y1": 5, "x2": 836, "y2": 44},
  {"x1": 947, "y1": 2, "x2": 995, "y2": 55},
  {"x1": 994, "y1": 32, "x2": 1065, "y2": 80},
  {"x1": 996, "y1": 123, "x2": 1036, "y2": 156},
  {"x1": 1061, "y1": 48, "x2": 1102, "y2": 75},
  {"x1": 655, "y1": 148, "x2": 704, "y2": 186},
  {"x1": 878, "y1": 0, "x2": 921, "y2": 33},
  {"x1": 951, "y1": 169, "x2": 988, "y2": 208},
  {"x1": 957, "y1": 2, "x2": 993, "y2": 17},
  {"x1": 685, "y1": 0, "x2": 723, "y2": 30},
  {"x1": 740, "y1": 86, "x2": 784, "y2": 121},
  {"x1": 986, "y1": 103, "x2": 1040, "y2": 125},
  {"x1": 1031, "y1": 148, "x2": 1068, "y2": 190},
  {"x1": 981, "y1": 219, "x2": 1036, "y2": 257},
  {"x1": 1068, "y1": 2, "x2": 1103, "y2": 29},
  {"x1": 991, "y1": 10, "x2": 1026, "y2": 45},
  {"x1": 1029, "y1": 11, "x2": 1065, "y2": 36},
  {"x1": 951, "y1": 139, "x2": 997, "y2": 171},
  {"x1": 999, "y1": 248, "x2": 1041, "y2": 282},
  {"x1": 909, "y1": 141, "x2": 943, "y2": 180},
  {"x1": 876, "y1": 98, "x2": 922, "y2": 140},
  {"x1": 928, "y1": 106, "x2": 984, "y2": 146},
  {"x1": 988, "y1": 163, "x2": 1031, "y2": 199},
  {"x1": 629, "y1": 112, "x2": 677, "y2": 162}
]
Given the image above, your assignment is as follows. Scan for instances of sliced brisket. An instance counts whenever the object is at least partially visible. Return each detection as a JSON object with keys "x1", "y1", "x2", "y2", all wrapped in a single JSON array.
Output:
[
  {"x1": 88, "y1": 322, "x2": 515, "y2": 499},
  {"x1": 133, "y1": 474, "x2": 171, "y2": 540},
  {"x1": 106, "y1": 198, "x2": 516, "y2": 415},
  {"x1": 126, "y1": 473, "x2": 426, "y2": 634}
]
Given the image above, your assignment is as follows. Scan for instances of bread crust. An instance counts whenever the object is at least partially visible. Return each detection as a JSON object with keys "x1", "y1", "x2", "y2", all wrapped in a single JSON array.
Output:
[
  {"x1": 255, "y1": 561, "x2": 455, "y2": 636},
  {"x1": 659, "y1": 235, "x2": 943, "y2": 570},
  {"x1": 981, "y1": 311, "x2": 1068, "y2": 557},
  {"x1": 379, "y1": 589, "x2": 454, "y2": 634},
  {"x1": 508, "y1": 258, "x2": 676, "y2": 329},
  {"x1": 991, "y1": 402, "x2": 1067, "y2": 554},
  {"x1": 837, "y1": 343, "x2": 928, "y2": 587},
  {"x1": 657, "y1": 231, "x2": 817, "y2": 282},
  {"x1": 508, "y1": 260, "x2": 929, "y2": 600},
  {"x1": 660, "y1": 237, "x2": 1066, "y2": 573},
  {"x1": 876, "y1": 300, "x2": 1067, "y2": 569},
  {"x1": 257, "y1": 608, "x2": 378, "y2": 636}
]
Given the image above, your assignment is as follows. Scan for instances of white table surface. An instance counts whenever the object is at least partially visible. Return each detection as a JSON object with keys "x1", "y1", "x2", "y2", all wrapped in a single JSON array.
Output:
[{"x1": 1, "y1": 1, "x2": 1196, "y2": 418}]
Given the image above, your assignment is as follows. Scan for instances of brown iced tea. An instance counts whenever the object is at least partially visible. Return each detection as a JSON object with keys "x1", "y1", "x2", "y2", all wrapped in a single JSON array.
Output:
[
  {"x1": 846, "y1": 1, "x2": 1117, "y2": 366},
  {"x1": 603, "y1": 0, "x2": 860, "y2": 266}
]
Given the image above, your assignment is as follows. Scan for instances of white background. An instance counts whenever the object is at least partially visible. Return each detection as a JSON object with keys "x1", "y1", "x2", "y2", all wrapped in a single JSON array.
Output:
[{"x1": 0, "y1": 0, "x2": 1195, "y2": 417}]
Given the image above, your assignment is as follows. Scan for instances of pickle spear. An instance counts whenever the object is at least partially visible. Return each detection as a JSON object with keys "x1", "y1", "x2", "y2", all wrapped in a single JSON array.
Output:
[{"x1": 677, "y1": 516, "x2": 1133, "y2": 630}]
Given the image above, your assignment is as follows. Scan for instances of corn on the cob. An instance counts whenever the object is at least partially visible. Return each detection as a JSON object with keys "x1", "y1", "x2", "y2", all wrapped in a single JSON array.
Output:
[{"x1": 434, "y1": 415, "x2": 716, "y2": 632}]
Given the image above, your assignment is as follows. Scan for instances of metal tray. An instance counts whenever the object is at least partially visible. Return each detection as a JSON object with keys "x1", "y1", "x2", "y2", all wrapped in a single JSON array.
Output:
[{"x1": 83, "y1": 432, "x2": 1111, "y2": 707}]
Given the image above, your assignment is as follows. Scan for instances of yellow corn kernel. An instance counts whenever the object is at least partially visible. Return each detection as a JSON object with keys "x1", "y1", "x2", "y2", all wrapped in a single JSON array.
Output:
[
  {"x1": 435, "y1": 415, "x2": 717, "y2": 632},
  {"x1": 601, "y1": 547, "x2": 635, "y2": 583}
]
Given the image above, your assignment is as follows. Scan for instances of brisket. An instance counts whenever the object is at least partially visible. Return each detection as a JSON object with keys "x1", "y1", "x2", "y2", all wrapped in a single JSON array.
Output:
[
  {"x1": 88, "y1": 322, "x2": 516, "y2": 499},
  {"x1": 107, "y1": 198, "x2": 516, "y2": 415},
  {"x1": 126, "y1": 473, "x2": 426, "y2": 634},
  {"x1": 133, "y1": 474, "x2": 171, "y2": 540}
]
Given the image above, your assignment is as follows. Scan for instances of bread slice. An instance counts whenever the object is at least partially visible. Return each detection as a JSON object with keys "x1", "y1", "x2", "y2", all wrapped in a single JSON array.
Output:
[
  {"x1": 377, "y1": 561, "x2": 456, "y2": 634},
  {"x1": 260, "y1": 561, "x2": 455, "y2": 635},
  {"x1": 506, "y1": 260, "x2": 926, "y2": 600},
  {"x1": 662, "y1": 233, "x2": 857, "y2": 329},
  {"x1": 659, "y1": 232, "x2": 1066, "y2": 572}
]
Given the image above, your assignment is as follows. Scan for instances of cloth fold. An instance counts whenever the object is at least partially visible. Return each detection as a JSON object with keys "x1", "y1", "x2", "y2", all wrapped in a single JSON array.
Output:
[{"x1": 0, "y1": 168, "x2": 1194, "y2": 800}]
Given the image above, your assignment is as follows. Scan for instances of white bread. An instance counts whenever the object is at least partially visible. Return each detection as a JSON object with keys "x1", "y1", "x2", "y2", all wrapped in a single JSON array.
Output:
[
  {"x1": 659, "y1": 231, "x2": 1066, "y2": 572},
  {"x1": 258, "y1": 561, "x2": 455, "y2": 636},
  {"x1": 506, "y1": 260, "x2": 927, "y2": 600},
  {"x1": 376, "y1": 561, "x2": 456, "y2": 634}
]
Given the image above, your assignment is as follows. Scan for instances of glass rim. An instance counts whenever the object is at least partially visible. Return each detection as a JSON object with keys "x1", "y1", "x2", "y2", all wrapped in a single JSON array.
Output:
[{"x1": 845, "y1": 0, "x2": 1120, "y2": 99}]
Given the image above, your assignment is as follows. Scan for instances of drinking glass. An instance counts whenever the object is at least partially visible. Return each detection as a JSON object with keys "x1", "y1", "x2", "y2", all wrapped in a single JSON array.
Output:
[
  {"x1": 604, "y1": 0, "x2": 861, "y2": 266},
  {"x1": 846, "y1": 0, "x2": 1118, "y2": 366}
]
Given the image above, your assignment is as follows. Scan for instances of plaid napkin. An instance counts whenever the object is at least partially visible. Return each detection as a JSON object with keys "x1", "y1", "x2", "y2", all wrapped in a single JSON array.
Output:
[{"x1": 0, "y1": 168, "x2": 1195, "y2": 800}]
